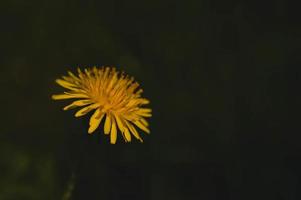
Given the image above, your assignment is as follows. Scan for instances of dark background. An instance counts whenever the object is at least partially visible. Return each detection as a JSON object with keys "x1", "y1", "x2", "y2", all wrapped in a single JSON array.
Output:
[{"x1": 0, "y1": 0, "x2": 300, "y2": 199}]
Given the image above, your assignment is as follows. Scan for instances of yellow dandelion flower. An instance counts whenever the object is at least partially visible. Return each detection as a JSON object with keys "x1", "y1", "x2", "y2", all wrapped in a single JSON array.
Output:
[{"x1": 52, "y1": 66, "x2": 152, "y2": 144}]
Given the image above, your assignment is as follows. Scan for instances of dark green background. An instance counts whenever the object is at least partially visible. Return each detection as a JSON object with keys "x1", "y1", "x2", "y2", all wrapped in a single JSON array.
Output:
[{"x1": 0, "y1": 0, "x2": 300, "y2": 199}]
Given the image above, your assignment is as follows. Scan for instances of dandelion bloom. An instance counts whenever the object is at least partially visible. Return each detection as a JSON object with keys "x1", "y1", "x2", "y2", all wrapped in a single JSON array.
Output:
[{"x1": 52, "y1": 67, "x2": 152, "y2": 144}]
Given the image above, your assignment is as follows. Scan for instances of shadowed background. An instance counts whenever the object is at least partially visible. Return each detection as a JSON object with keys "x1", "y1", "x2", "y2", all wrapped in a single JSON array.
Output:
[{"x1": 0, "y1": 0, "x2": 300, "y2": 199}]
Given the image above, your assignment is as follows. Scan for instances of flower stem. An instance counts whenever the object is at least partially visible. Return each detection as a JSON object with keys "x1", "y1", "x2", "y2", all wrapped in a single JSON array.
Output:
[{"x1": 62, "y1": 171, "x2": 76, "y2": 200}]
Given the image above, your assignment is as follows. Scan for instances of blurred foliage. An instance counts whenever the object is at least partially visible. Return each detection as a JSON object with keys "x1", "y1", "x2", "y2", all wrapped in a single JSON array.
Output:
[{"x1": 0, "y1": 144, "x2": 57, "y2": 199}]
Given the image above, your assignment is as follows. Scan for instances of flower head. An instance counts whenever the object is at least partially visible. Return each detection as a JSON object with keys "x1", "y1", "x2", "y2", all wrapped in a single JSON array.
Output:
[{"x1": 52, "y1": 66, "x2": 152, "y2": 144}]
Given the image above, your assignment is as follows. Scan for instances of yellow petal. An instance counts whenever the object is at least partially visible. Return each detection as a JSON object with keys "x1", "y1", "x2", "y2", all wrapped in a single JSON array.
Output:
[
  {"x1": 125, "y1": 121, "x2": 142, "y2": 142},
  {"x1": 64, "y1": 92, "x2": 88, "y2": 98},
  {"x1": 103, "y1": 67, "x2": 110, "y2": 79},
  {"x1": 126, "y1": 99, "x2": 139, "y2": 108},
  {"x1": 55, "y1": 79, "x2": 77, "y2": 90},
  {"x1": 139, "y1": 108, "x2": 152, "y2": 113},
  {"x1": 54, "y1": 92, "x2": 88, "y2": 100},
  {"x1": 88, "y1": 109, "x2": 104, "y2": 134},
  {"x1": 140, "y1": 118, "x2": 149, "y2": 126},
  {"x1": 63, "y1": 100, "x2": 92, "y2": 110},
  {"x1": 124, "y1": 128, "x2": 131, "y2": 142},
  {"x1": 77, "y1": 68, "x2": 84, "y2": 78},
  {"x1": 110, "y1": 117, "x2": 117, "y2": 144},
  {"x1": 114, "y1": 115, "x2": 131, "y2": 142},
  {"x1": 62, "y1": 75, "x2": 74, "y2": 83},
  {"x1": 135, "y1": 89, "x2": 143, "y2": 95},
  {"x1": 140, "y1": 98, "x2": 150, "y2": 105},
  {"x1": 115, "y1": 115, "x2": 125, "y2": 132},
  {"x1": 68, "y1": 71, "x2": 80, "y2": 81},
  {"x1": 104, "y1": 114, "x2": 111, "y2": 135},
  {"x1": 137, "y1": 112, "x2": 152, "y2": 117},
  {"x1": 106, "y1": 72, "x2": 118, "y2": 92},
  {"x1": 133, "y1": 120, "x2": 150, "y2": 134},
  {"x1": 75, "y1": 104, "x2": 99, "y2": 117},
  {"x1": 52, "y1": 94, "x2": 80, "y2": 100},
  {"x1": 84, "y1": 68, "x2": 91, "y2": 77},
  {"x1": 136, "y1": 108, "x2": 152, "y2": 117},
  {"x1": 128, "y1": 82, "x2": 139, "y2": 93}
]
